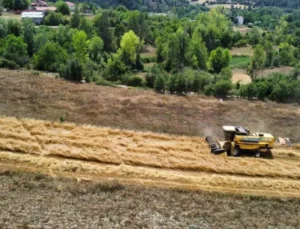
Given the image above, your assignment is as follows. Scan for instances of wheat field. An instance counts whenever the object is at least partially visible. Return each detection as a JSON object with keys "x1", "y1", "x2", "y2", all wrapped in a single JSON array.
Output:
[{"x1": 0, "y1": 116, "x2": 300, "y2": 197}]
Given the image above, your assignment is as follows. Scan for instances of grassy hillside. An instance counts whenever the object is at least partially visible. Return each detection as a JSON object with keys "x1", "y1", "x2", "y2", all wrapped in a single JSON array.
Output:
[{"x1": 0, "y1": 69, "x2": 300, "y2": 142}]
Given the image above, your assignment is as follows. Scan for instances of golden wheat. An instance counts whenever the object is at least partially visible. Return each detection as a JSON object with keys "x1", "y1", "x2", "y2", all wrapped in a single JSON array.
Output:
[{"x1": 0, "y1": 116, "x2": 300, "y2": 197}]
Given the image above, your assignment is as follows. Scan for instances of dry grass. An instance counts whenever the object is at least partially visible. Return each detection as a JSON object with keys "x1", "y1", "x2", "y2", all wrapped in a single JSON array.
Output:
[
  {"x1": 233, "y1": 26, "x2": 252, "y2": 35},
  {"x1": 1, "y1": 69, "x2": 300, "y2": 143},
  {"x1": 258, "y1": 66, "x2": 294, "y2": 77},
  {"x1": 0, "y1": 12, "x2": 21, "y2": 21},
  {"x1": 230, "y1": 45, "x2": 253, "y2": 56},
  {"x1": 1, "y1": 116, "x2": 300, "y2": 198}
]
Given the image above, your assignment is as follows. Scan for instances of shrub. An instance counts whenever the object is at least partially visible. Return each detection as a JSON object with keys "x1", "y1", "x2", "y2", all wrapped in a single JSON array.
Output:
[
  {"x1": 168, "y1": 74, "x2": 177, "y2": 94},
  {"x1": 154, "y1": 74, "x2": 166, "y2": 93},
  {"x1": 204, "y1": 84, "x2": 215, "y2": 96},
  {"x1": 0, "y1": 58, "x2": 18, "y2": 69},
  {"x1": 146, "y1": 65, "x2": 167, "y2": 88},
  {"x1": 127, "y1": 75, "x2": 145, "y2": 87},
  {"x1": 176, "y1": 74, "x2": 187, "y2": 94},
  {"x1": 214, "y1": 79, "x2": 233, "y2": 97},
  {"x1": 60, "y1": 58, "x2": 84, "y2": 82},
  {"x1": 95, "y1": 77, "x2": 117, "y2": 87}
]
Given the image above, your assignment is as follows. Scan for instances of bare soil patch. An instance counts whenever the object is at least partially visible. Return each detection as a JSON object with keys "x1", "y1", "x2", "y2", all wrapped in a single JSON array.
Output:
[{"x1": 232, "y1": 69, "x2": 252, "y2": 84}]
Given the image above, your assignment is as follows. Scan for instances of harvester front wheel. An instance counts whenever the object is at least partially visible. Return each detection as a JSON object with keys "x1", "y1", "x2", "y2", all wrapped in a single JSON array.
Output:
[{"x1": 232, "y1": 147, "x2": 240, "y2": 157}]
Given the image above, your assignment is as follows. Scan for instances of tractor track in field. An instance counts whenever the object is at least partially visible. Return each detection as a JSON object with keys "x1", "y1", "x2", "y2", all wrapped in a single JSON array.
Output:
[{"x1": 0, "y1": 116, "x2": 300, "y2": 198}]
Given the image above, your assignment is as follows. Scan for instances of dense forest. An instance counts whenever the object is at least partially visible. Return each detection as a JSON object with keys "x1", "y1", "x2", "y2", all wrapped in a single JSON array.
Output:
[
  {"x1": 1, "y1": 2, "x2": 300, "y2": 102},
  {"x1": 252, "y1": 0, "x2": 300, "y2": 9}
]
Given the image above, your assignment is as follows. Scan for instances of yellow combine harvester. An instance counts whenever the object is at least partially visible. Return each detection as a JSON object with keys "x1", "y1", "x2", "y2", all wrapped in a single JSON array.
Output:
[{"x1": 206, "y1": 126, "x2": 275, "y2": 158}]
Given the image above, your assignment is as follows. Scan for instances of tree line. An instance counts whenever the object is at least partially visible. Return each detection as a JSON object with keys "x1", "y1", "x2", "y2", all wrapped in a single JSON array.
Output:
[{"x1": 1, "y1": 6, "x2": 300, "y2": 102}]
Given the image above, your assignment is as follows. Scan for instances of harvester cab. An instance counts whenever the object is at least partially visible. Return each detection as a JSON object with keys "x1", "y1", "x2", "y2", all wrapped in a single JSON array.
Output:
[{"x1": 206, "y1": 126, "x2": 275, "y2": 158}]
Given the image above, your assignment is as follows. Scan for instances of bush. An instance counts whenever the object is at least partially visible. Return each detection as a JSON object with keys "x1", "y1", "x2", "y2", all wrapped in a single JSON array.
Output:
[
  {"x1": 204, "y1": 84, "x2": 215, "y2": 96},
  {"x1": 154, "y1": 74, "x2": 166, "y2": 93},
  {"x1": 141, "y1": 56, "x2": 156, "y2": 63},
  {"x1": 127, "y1": 75, "x2": 145, "y2": 87},
  {"x1": 43, "y1": 12, "x2": 69, "y2": 26},
  {"x1": 221, "y1": 67, "x2": 232, "y2": 80},
  {"x1": 95, "y1": 77, "x2": 117, "y2": 87},
  {"x1": 214, "y1": 80, "x2": 233, "y2": 97},
  {"x1": 235, "y1": 39, "x2": 248, "y2": 47},
  {"x1": 146, "y1": 65, "x2": 167, "y2": 88},
  {"x1": 60, "y1": 58, "x2": 84, "y2": 82},
  {"x1": 168, "y1": 74, "x2": 177, "y2": 94},
  {"x1": 0, "y1": 58, "x2": 18, "y2": 69}
]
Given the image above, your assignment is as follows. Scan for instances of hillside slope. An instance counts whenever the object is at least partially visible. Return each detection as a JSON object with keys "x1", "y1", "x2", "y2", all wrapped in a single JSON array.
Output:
[{"x1": 0, "y1": 69, "x2": 299, "y2": 142}]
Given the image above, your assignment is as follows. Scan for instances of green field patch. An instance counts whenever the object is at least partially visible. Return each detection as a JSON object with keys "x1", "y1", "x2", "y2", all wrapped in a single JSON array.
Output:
[{"x1": 230, "y1": 56, "x2": 250, "y2": 69}]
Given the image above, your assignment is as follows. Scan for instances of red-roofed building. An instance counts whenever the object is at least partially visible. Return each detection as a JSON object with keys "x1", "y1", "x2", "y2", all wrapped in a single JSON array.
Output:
[
  {"x1": 35, "y1": 6, "x2": 57, "y2": 12},
  {"x1": 66, "y1": 1, "x2": 75, "y2": 11}
]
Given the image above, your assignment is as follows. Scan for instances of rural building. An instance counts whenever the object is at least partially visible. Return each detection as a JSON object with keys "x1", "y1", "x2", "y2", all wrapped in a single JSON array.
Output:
[
  {"x1": 236, "y1": 16, "x2": 244, "y2": 25},
  {"x1": 21, "y1": 12, "x2": 44, "y2": 24},
  {"x1": 35, "y1": 6, "x2": 57, "y2": 12},
  {"x1": 28, "y1": 0, "x2": 48, "y2": 10},
  {"x1": 66, "y1": 1, "x2": 75, "y2": 11}
]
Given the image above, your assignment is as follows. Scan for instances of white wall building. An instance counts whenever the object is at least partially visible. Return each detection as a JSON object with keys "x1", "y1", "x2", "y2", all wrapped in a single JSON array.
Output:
[
  {"x1": 21, "y1": 12, "x2": 44, "y2": 24},
  {"x1": 236, "y1": 16, "x2": 244, "y2": 25}
]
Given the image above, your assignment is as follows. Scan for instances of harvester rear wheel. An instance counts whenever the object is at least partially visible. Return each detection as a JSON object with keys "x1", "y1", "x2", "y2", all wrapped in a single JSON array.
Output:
[{"x1": 254, "y1": 150, "x2": 261, "y2": 158}]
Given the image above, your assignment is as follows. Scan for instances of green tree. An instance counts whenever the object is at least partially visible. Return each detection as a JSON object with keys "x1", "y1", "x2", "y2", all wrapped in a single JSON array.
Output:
[
  {"x1": 79, "y1": 17, "x2": 93, "y2": 38},
  {"x1": 22, "y1": 18, "x2": 35, "y2": 56},
  {"x1": 7, "y1": 19, "x2": 21, "y2": 36},
  {"x1": 269, "y1": 80, "x2": 292, "y2": 102},
  {"x1": 56, "y1": 1, "x2": 70, "y2": 15},
  {"x1": 186, "y1": 32, "x2": 208, "y2": 70},
  {"x1": 248, "y1": 44, "x2": 266, "y2": 79},
  {"x1": 70, "y1": 7, "x2": 81, "y2": 28},
  {"x1": 2, "y1": 0, "x2": 14, "y2": 9},
  {"x1": 60, "y1": 58, "x2": 84, "y2": 82},
  {"x1": 88, "y1": 35, "x2": 103, "y2": 62},
  {"x1": 118, "y1": 30, "x2": 142, "y2": 68},
  {"x1": 208, "y1": 47, "x2": 231, "y2": 73},
  {"x1": 164, "y1": 28, "x2": 189, "y2": 71},
  {"x1": 1, "y1": 34, "x2": 28, "y2": 66},
  {"x1": 72, "y1": 30, "x2": 89, "y2": 64},
  {"x1": 33, "y1": 41, "x2": 67, "y2": 72},
  {"x1": 255, "y1": 81, "x2": 269, "y2": 100},
  {"x1": 44, "y1": 12, "x2": 68, "y2": 26},
  {"x1": 0, "y1": 20, "x2": 7, "y2": 39},
  {"x1": 94, "y1": 11, "x2": 115, "y2": 52},
  {"x1": 263, "y1": 41, "x2": 276, "y2": 67},
  {"x1": 34, "y1": 26, "x2": 55, "y2": 52},
  {"x1": 279, "y1": 43, "x2": 295, "y2": 66},
  {"x1": 13, "y1": 0, "x2": 29, "y2": 10}
]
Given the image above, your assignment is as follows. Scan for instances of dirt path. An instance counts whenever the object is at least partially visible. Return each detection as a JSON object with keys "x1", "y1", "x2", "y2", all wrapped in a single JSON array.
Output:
[{"x1": 0, "y1": 116, "x2": 300, "y2": 198}]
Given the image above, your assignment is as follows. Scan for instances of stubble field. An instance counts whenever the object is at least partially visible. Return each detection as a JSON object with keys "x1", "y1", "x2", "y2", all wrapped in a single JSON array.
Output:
[{"x1": 1, "y1": 69, "x2": 300, "y2": 228}]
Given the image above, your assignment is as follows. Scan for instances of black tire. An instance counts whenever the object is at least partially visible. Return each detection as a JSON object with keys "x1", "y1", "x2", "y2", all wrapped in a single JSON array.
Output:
[
  {"x1": 254, "y1": 150, "x2": 261, "y2": 158},
  {"x1": 232, "y1": 147, "x2": 240, "y2": 157}
]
